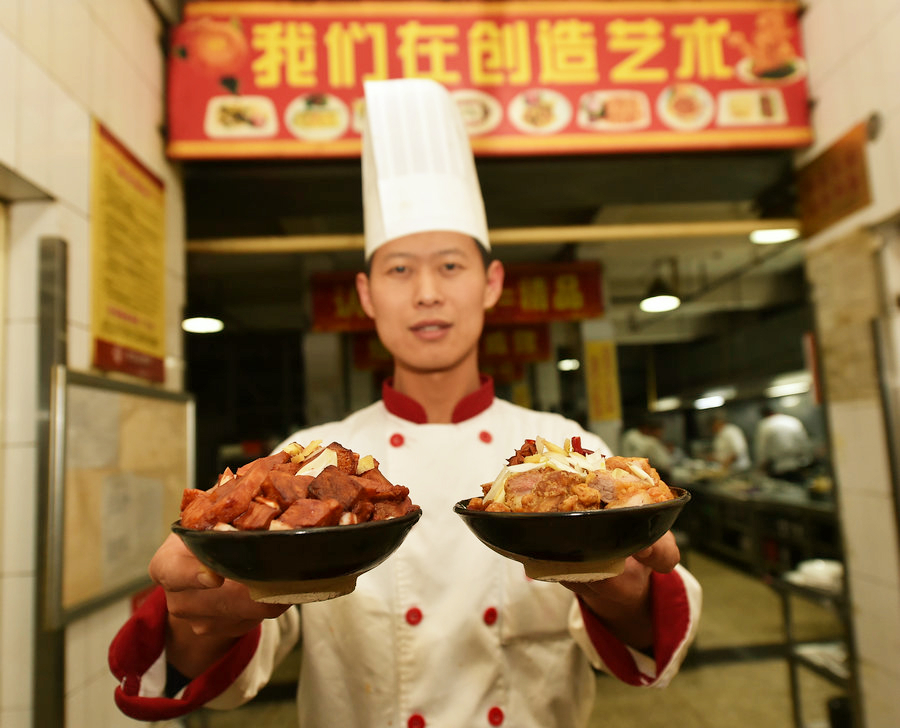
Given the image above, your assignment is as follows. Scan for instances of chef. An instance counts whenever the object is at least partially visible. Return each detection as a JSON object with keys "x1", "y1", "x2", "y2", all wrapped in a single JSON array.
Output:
[{"x1": 110, "y1": 79, "x2": 702, "y2": 728}]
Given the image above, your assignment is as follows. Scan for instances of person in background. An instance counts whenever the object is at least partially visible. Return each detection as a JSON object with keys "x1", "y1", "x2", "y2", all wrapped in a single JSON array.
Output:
[
  {"x1": 109, "y1": 79, "x2": 701, "y2": 728},
  {"x1": 710, "y1": 414, "x2": 751, "y2": 472},
  {"x1": 620, "y1": 417, "x2": 674, "y2": 481},
  {"x1": 754, "y1": 405, "x2": 814, "y2": 482}
]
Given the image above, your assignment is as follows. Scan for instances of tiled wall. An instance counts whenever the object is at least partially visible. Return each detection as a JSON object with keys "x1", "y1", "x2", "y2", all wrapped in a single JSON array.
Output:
[
  {"x1": 0, "y1": 1, "x2": 184, "y2": 726},
  {"x1": 800, "y1": 1, "x2": 900, "y2": 726}
]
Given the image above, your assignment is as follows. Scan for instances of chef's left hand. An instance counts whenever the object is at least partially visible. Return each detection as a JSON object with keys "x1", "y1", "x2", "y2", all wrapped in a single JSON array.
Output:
[{"x1": 560, "y1": 530, "x2": 680, "y2": 651}]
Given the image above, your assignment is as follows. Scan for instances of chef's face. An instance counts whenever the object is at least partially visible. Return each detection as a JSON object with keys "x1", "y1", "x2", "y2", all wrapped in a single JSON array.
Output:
[{"x1": 356, "y1": 231, "x2": 504, "y2": 376}]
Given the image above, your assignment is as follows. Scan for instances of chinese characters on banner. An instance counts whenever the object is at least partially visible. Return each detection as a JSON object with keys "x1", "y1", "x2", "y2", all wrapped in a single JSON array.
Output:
[
  {"x1": 310, "y1": 261, "x2": 603, "y2": 332},
  {"x1": 167, "y1": 1, "x2": 811, "y2": 159},
  {"x1": 91, "y1": 121, "x2": 167, "y2": 382}
]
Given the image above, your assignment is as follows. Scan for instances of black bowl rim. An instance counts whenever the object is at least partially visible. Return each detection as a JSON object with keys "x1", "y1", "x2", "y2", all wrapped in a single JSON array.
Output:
[
  {"x1": 452, "y1": 487, "x2": 690, "y2": 519},
  {"x1": 172, "y1": 505, "x2": 422, "y2": 537}
]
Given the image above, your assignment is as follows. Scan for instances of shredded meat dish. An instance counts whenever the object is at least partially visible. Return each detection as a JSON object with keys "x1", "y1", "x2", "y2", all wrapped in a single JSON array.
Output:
[
  {"x1": 180, "y1": 441, "x2": 418, "y2": 531},
  {"x1": 467, "y1": 437, "x2": 674, "y2": 513}
]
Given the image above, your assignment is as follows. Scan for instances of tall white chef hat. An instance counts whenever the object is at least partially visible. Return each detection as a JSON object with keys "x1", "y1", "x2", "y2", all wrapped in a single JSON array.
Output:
[{"x1": 361, "y1": 78, "x2": 490, "y2": 260}]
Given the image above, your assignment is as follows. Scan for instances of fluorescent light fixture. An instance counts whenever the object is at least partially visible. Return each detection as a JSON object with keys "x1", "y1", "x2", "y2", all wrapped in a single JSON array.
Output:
[
  {"x1": 693, "y1": 395, "x2": 725, "y2": 410},
  {"x1": 780, "y1": 394, "x2": 802, "y2": 408},
  {"x1": 182, "y1": 316, "x2": 224, "y2": 334},
  {"x1": 749, "y1": 227, "x2": 800, "y2": 245},
  {"x1": 652, "y1": 396, "x2": 682, "y2": 412},
  {"x1": 557, "y1": 358, "x2": 581, "y2": 372},
  {"x1": 765, "y1": 381, "x2": 810, "y2": 398}
]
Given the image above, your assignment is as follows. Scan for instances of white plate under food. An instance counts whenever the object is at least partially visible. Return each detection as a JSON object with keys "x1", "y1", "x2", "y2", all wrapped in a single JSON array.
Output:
[
  {"x1": 204, "y1": 95, "x2": 278, "y2": 138},
  {"x1": 508, "y1": 88, "x2": 573, "y2": 135},
  {"x1": 656, "y1": 84, "x2": 715, "y2": 132},
  {"x1": 284, "y1": 93, "x2": 350, "y2": 141},
  {"x1": 716, "y1": 88, "x2": 786, "y2": 126},
  {"x1": 452, "y1": 89, "x2": 504, "y2": 136},
  {"x1": 577, "y1": 90, "x2": 651, "y2": 132}
]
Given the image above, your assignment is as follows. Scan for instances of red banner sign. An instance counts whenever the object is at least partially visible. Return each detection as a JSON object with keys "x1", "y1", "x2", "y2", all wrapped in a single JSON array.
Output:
[
  {"x1": 311, "y1": 261, "x2": 603, "y2": 332},
  {"x1": 168, "y1": 1, "x2": 811, "y2": 159}
]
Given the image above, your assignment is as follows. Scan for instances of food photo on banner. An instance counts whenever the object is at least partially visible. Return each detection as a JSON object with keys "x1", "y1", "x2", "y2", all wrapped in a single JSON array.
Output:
[{"x1": 166, "y1": 0, "x2": 811, "y2": 159}]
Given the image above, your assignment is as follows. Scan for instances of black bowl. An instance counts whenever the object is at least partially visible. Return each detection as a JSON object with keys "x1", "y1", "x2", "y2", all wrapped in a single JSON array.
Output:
[
  {"x1": 453, "y1": 488, "x2": 690, "y2": 581},
  {"x1": 173, "y1": 508, "x2": 421, "y2": 603}
]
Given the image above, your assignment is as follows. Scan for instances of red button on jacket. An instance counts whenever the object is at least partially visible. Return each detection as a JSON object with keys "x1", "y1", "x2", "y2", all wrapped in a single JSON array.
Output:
[
  {"x1": 488, "y1": 706, "x2": 504, "y2": 725},
  {"x1": 483, "y1": 607, "x2": 498, "y2": 625},
  {"x1": 408, "y1": 714, "x2": 425, "y2": 728},
  {"x1": 390, "y1": 433, "x2": 405, "y2": 447},
  {"x1": 405, "y1": 607, "x2": 423, "y2": 625},
  {"x1": 479, "y1": 430, "x2": 493, "y2": 443}
]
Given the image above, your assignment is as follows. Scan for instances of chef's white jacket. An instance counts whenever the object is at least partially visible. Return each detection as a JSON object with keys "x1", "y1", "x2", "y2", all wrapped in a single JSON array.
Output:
[{"x1": 111, "y1": 378, "x2": 702, "y2": 727}]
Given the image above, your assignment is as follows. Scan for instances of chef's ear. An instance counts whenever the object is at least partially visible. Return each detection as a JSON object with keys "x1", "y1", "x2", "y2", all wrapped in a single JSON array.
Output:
[
  {"x1": 483, "y1": 259, "x2": 504, "y2": 311},
  {"x1": 356, "y1": 271, "x2": 376, "y2": 319}
]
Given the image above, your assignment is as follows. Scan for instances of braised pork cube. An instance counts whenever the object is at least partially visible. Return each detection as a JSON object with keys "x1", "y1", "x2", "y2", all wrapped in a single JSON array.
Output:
[
  {"x1": 273, "y1": 498, "x2": 343, "y2": 528},
  {"x1": 352, "y1": 499, "x2": 376, "y2": 522},
  {"x1": 180, "y1": 491, "x2": 218, "y2": 530},
  {"x1": 233, "y1": 498, "x2": 280, "y2": 530},
  {"x1": 235, "y1": 450, "x2": 290, "y2": 476},
  {"x1": 308, "y1": 466, "x2": 364, "y2": 510},
  {"x1": 180, "y1": 488, "x2": 207, "y2": 512},
  {"x1": 325, "y1": 442, "x2": 359, "y2": 474},
  {"x1": 261, "y1": 471, "x2": 313, "y2": 509},
  {"x1": 372, "y1": 496, "x2": 414, "y2": 520},
  {"x1": 210, "y1": 457, "x2": 275, "y2": 523},
  {"x1": 355, "y1": 470, "x2": 410, "y2": 501}
]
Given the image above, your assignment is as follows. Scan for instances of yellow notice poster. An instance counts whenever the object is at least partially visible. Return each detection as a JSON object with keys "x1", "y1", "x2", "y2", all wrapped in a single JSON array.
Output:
[
  {"x1": 91, "y1": 121, "x2": 166, "y2": 382},
  {"x1": 585, "y1": 339, "x2": 622, "y2": 422}
]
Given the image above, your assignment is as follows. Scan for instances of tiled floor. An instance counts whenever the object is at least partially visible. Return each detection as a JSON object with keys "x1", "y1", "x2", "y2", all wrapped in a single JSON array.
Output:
[{"x1": 184, "y1": 553, "x2": 846, "y2": 728}]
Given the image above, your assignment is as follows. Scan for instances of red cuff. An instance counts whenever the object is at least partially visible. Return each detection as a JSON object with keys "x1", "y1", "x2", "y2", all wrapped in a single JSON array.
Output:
[
  {"x1": 109, "y1": 585, "x2": 262, "y2": 721},
  {"x1": 579, "y1": 569, "x2": 691, "y2": 686}
]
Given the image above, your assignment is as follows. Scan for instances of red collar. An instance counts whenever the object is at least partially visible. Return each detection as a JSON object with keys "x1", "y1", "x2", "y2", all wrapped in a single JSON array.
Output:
[{"x1": 382, "y1": 375, "x2": 494, "y2": 424}]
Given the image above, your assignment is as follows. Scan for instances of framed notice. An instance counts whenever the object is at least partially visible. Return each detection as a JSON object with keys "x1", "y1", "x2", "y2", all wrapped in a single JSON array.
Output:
[
  {"x1": 167, "y1": 0, "x2": 812, "y2": 159},
  {"x1": 91, "y1": 121, "x2": 167, "y2": 382},
  {"x1": 43, "y1": 366, "x2": 194, "y2": 627}
]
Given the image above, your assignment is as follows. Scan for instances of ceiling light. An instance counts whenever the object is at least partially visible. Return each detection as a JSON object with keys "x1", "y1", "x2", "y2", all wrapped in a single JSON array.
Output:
[
  {"x1": 639, "y1": 277, "x2": 681, "y2": 313},
  {"x1": 750, "y1": 227, "x2": 800, "y2": 245},
  {"x1": 765, "y1": 381, "x2": 810, "y2": 398},
  {"x1": 693, "y1": 395, "x2": 724, "y2": 410},
  {"x1": 557, "y1": 358, "x2": 581, "y2": 372},
  {"x1": 182, "y1": 315, "x2": 224, "y2": 334},
  {"x1": 652, "y1": 396, "x2": 682, "y2": 412}
]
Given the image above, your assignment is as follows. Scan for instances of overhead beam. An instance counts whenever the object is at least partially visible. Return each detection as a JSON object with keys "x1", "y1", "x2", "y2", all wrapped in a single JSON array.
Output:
[{"x1": 186, "y1": 218, "x2": 801, "y2": 255}]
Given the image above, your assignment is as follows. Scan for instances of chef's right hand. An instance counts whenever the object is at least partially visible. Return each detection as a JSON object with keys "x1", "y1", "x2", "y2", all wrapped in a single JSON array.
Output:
[{"x1": 149, "y1": 534, "x2": 290, "y2": 677}]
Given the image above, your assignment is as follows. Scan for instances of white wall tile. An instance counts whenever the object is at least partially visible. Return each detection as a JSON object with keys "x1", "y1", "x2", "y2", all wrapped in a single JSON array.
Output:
[
  {"x1": 802, "y1": 0, "x2": 842, "y2": 86},
  {"x1": 0, "y1": 574, "x2": 35, "y2": 710},
  {"x1": 876, "y1": 9, "x2": 900, "y2": 117},
  {"x1": 16, "y1": 53, "x2": 54, "y2": 191},
  {"x1": 17, "y1": 0, "x2": 49, "y2": 70},
  {"x1": 68, "y1": 322, "x2": 92, "y2": 372},
  {"x1": 0, "y1": 1, "x2": 19, "y2": 40},
  {"x1": 131, "y1": 0, "x2": 164, "y2": 95},
  {"x1": 871, "y1": 0, "x2": 900, "y2": 25},
  {"x1": 833, "y1": 0, "x2": 879, "y2": 61},
  {"x1": 49, "y1": 86, "x2": 91, "y2": 214},
  {"x1": 0, "y1": 444, "x2": 36, "y2": 575},
  {"x1": 2, "y1": 321, "x2": 37, "y2": 447},
  {"x1": 7, "y1": 200, "x2": 59, "y2": 321},
  {"x1": 89, "y1": 22, "x2": 115, "y2": 130},
  {"x1": 49, "y1": 0, "x2": 92, "y2": 107},
  {"x1": 0, "y1": 708, "x2": 32, "y2": 728},
  {"x1": 0, "y1": 30, "x2": 17, "y2": 168},
  {"x1": 841, "y1": 490, "x2": 900, "y2": 585},
  {"x1": 849, "y1": 575, "x2": 900, "y2": 672},
  {"x1": 828, "y1": 400, "x2": 892, "y2": 498},
  {"x1": 64, "y1": 616, "x2": 89, "y2": 695},
  {"x1": 858, "y1": 660, "x2": 900, "y2": 727}
]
